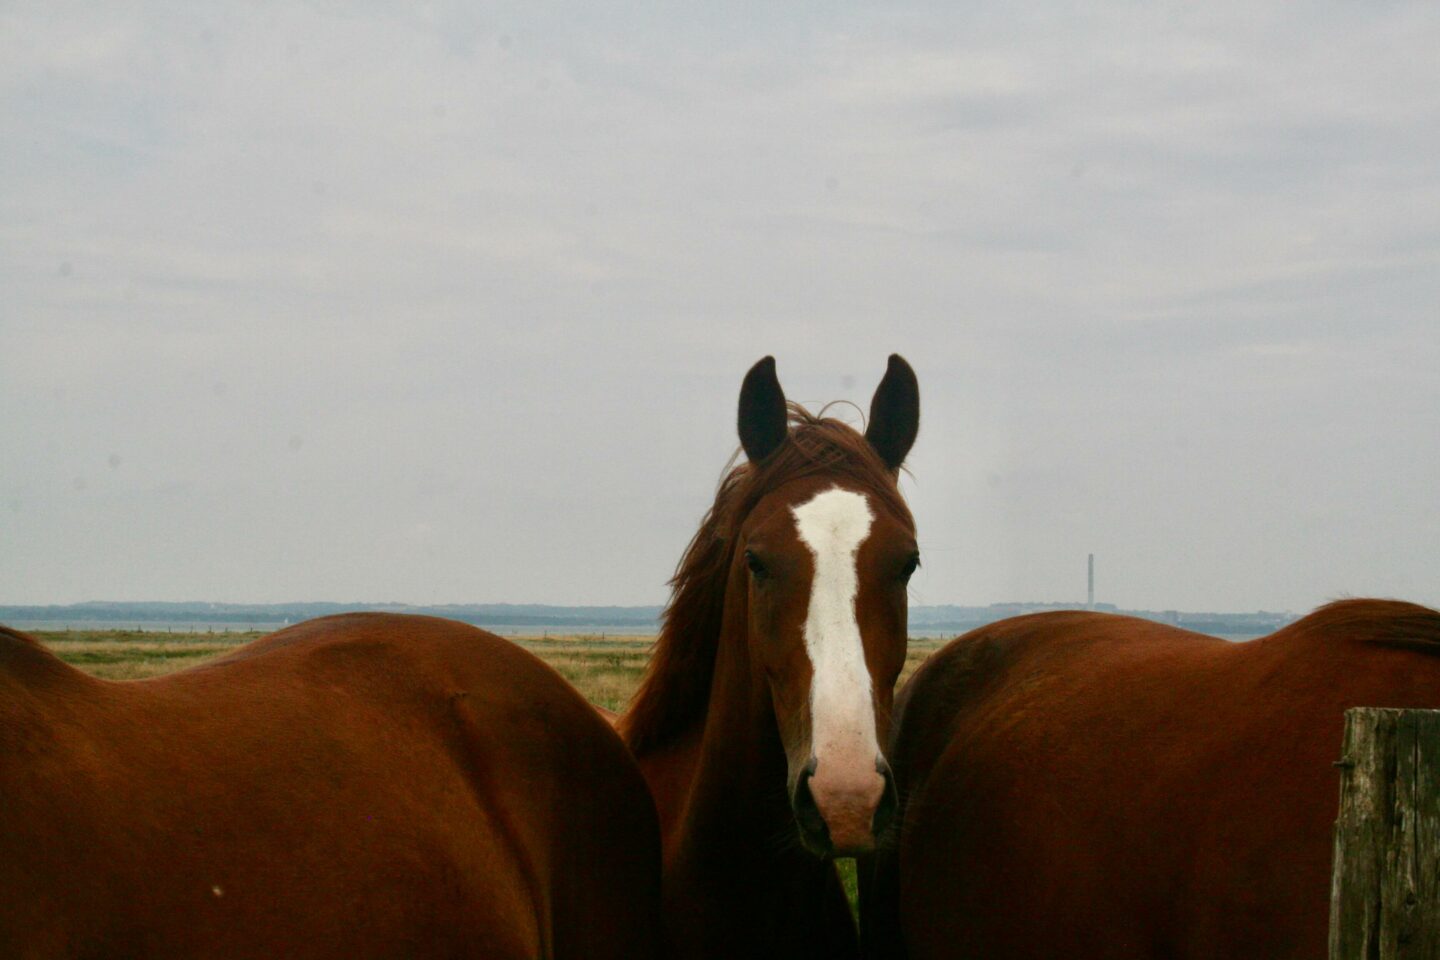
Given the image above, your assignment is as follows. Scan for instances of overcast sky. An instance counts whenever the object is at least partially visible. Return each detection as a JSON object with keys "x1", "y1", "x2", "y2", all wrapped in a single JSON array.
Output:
[{"x1": 3, "y1": 1, "x2": 1438, "y2": 613}]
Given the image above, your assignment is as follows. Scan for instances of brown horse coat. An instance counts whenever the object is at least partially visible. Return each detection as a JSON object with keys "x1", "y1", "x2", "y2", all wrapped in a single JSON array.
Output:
[
  {"x1": 1, "y1": 613, "x2": 661, "y2": 959},
  {"x1": 862, "y1": 599, "x2": 1440, "y2": 960}
]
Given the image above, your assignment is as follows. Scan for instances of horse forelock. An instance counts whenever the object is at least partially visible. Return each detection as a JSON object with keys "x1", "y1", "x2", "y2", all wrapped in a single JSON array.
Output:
[{"x1": 621, "y1": 404, "x2": 911, "y2": 756}]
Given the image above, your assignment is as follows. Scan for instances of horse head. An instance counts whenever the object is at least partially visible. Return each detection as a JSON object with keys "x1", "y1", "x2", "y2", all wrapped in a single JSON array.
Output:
[{"x1": 733, "y1": 354, "x2": 919, "y2": 856}]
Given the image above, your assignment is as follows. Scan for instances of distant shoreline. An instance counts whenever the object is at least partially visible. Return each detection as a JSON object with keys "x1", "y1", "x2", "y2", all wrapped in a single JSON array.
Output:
[{"x1": 1, "y1": 600, "x2": 1293, "y2": 640}]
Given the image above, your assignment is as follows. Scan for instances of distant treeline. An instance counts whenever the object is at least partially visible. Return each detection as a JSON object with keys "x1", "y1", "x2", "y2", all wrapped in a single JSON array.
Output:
[
  {"x1": 908, "y1": 602, "x2": 1295, "y2": 635},
  {"x1": 0, "y1": 601, "x2": 666, "y2": 628},
  {"x1": 1, "y1": 600, "x2": 1296, "y2": 635}
]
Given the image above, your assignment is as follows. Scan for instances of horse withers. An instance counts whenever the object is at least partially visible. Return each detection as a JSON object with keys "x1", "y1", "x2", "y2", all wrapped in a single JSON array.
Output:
[
  {"x1": 620, "y1": 355, "x2": 921, "y2": 958},
  {"x1": 0, "y1": 613, "x2": 661, "y2": 959},
  {"x1": 862, "y1": 599, "x2": 1440, "y2": 959}
]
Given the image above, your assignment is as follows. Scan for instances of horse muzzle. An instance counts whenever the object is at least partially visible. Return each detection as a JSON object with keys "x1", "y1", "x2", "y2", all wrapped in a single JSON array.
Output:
[{"x1": 791, "y1": 754, "x2": 898, "y2": 857}]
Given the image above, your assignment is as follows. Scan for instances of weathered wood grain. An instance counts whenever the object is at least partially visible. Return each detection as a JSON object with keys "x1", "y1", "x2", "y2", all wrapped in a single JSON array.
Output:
[{"x1": 1329, "y1": 708, "x2": 1440, "y2": 960}]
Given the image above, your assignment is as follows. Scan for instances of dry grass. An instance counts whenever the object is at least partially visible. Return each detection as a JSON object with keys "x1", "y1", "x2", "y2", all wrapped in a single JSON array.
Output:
[
  {"x1": 34, "y1": 630, "x2": 263, "y2": 680},
  {"x1": 34, "y1": 629, "x2": 952, "y2": 703},
  {"x1": 510, "y1": 634, "x2": 654, "y2": 712}
]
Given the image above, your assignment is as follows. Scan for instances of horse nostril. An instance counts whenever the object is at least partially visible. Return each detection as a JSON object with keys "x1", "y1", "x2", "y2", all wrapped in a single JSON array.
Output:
[
  {"x1": 873, "y1": 757, "x2": 899, "y2": 836},
  {"x1": 792, "y1": 757, "x2": 832, "y2": 854}
]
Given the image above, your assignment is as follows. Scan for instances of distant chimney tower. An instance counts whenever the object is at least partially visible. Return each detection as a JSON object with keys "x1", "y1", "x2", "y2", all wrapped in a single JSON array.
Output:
[{"x1": 1087, "y1": 554, "x2": 1095, "y2": 610}]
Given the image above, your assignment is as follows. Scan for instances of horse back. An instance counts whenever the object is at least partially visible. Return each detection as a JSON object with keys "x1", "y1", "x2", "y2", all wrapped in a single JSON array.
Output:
[
  {"x1": 867, "y1": 601, "x2": 1440, "y2": 960},
  {"x1": 0, "y1": 613, "x2": 660, "y2": 959}
]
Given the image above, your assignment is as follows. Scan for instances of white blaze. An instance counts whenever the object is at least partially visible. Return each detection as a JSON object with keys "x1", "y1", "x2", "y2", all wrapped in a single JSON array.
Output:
[{"x1": 791, "y1": 486, "x2": 879, "y2": 767}]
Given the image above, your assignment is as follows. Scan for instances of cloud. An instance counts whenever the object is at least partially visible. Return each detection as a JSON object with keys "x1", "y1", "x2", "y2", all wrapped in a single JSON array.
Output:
[{"x1": 2, "y1": 1, "x2": 1439, "y2": 610}]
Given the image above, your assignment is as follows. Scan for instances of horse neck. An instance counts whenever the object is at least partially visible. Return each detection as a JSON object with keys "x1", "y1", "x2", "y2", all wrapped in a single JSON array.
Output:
[
  {"x1": 686, "y1": 585, "x2": 789, "y2": 819},
  {"x1": 660, "y1": 593, "x2": 856, "y2": 956},
  {"x1": 676, "y1": 585, "x2": 842, "y2": 891}
]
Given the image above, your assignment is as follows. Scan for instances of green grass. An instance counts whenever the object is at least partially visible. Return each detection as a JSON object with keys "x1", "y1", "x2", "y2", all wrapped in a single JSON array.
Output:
[
  {"x1": 836, "y1": 857, "x2": 860, "y2": 924},
  {"x1": 34, "y1": 629, "x2": 264, "y2": 680},
  {"x1": 510, "y1": 634, "x2": 655, "y2": 712}
]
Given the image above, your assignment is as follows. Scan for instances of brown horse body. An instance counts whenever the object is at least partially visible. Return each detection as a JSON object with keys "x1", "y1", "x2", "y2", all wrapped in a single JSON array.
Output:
[
  {"x1": 863, "y1": 599, "x2": 1440, "y2": 960},
  {"x1": 621, "y1": 356, "x2": 921, "y2": 959},
  {"x1": 1, "y1": 613, "x2": 661, "y2": 959}
]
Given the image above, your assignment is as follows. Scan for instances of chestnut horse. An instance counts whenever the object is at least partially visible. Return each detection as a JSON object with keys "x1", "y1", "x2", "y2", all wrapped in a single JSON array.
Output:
[
  {"x1": 861, "y1": 599, "x2": 1440, "y2": 959},
  {"x1": 620, "y1": 355, "x2": 921, "y2": 958},
  {"x1": 1, "y1": 613, "x2": 661, "y2": 959}
]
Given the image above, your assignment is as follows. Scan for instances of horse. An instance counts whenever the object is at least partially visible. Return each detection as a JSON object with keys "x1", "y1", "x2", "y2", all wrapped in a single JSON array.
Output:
[
  {"x1": 860, "y1": 599, "x2": 1440, "y2": 959},
  {"x1": 0, "y1": 613, "x2": 661, "y2": 959},
  {"x1": 619, "y1": 354, "x2": 922, "y2": 959}
]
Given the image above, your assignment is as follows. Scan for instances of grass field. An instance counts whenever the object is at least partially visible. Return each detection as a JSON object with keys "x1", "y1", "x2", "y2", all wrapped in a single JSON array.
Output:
[
  {"x1": 32, "y1": 627, "x2": 950, "y2": 704},
  {"x1": 32, "y1": 625, "x2": 953, "y2": 917}
]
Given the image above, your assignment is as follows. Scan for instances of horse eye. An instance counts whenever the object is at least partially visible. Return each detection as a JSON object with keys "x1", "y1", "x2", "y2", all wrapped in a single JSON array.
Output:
[
  {"x1": 900, "y1": 554, "x2": 921, "y2": 582},
  {"x1": 744, "y1": 550, "x2": 768, "y2": 578}
]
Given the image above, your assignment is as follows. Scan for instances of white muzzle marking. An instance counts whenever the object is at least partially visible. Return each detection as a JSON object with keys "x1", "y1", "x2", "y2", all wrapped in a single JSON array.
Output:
[{"x1": 791, "y1": 486, "x2": 883, "y2": 847}]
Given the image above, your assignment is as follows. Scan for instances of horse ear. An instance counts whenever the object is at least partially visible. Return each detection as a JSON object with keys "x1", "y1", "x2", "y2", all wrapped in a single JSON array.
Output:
[
  {"x1": 866, "y1": 354, "x2": 920, "y2": 470},
  {"x1": 738, "y1": 356, "x2": 788, "y2": 464}
]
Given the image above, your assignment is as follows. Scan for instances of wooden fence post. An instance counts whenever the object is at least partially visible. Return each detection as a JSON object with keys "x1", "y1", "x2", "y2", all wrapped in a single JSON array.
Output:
[{"x1": 1329, "y1": 707, "x2": 1440, "y2": 959}]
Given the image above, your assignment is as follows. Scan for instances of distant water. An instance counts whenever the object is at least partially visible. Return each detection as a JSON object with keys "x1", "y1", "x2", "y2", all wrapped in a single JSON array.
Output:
[
  {"x1": 9, "y1": 620, "x2": 293, "y2": 633},
  {"x1": 907, "y1": 628, "x2": 1264, "y2": 642},
  {"x1": 7, "y1": 621, "x2": 1267, "y2": 643},
  {"x1": 7, "y1": 619, "x2": 656, "y2": 637}
]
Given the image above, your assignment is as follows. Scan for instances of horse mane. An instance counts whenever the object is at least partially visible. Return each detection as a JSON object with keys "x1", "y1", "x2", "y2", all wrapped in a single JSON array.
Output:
[
  {"x1": 1286, "y1": 598, "x2": 1440, "y2": 654},
  {"x1": 621, "y1": 404, "x2": 912, "y2": 756}
]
